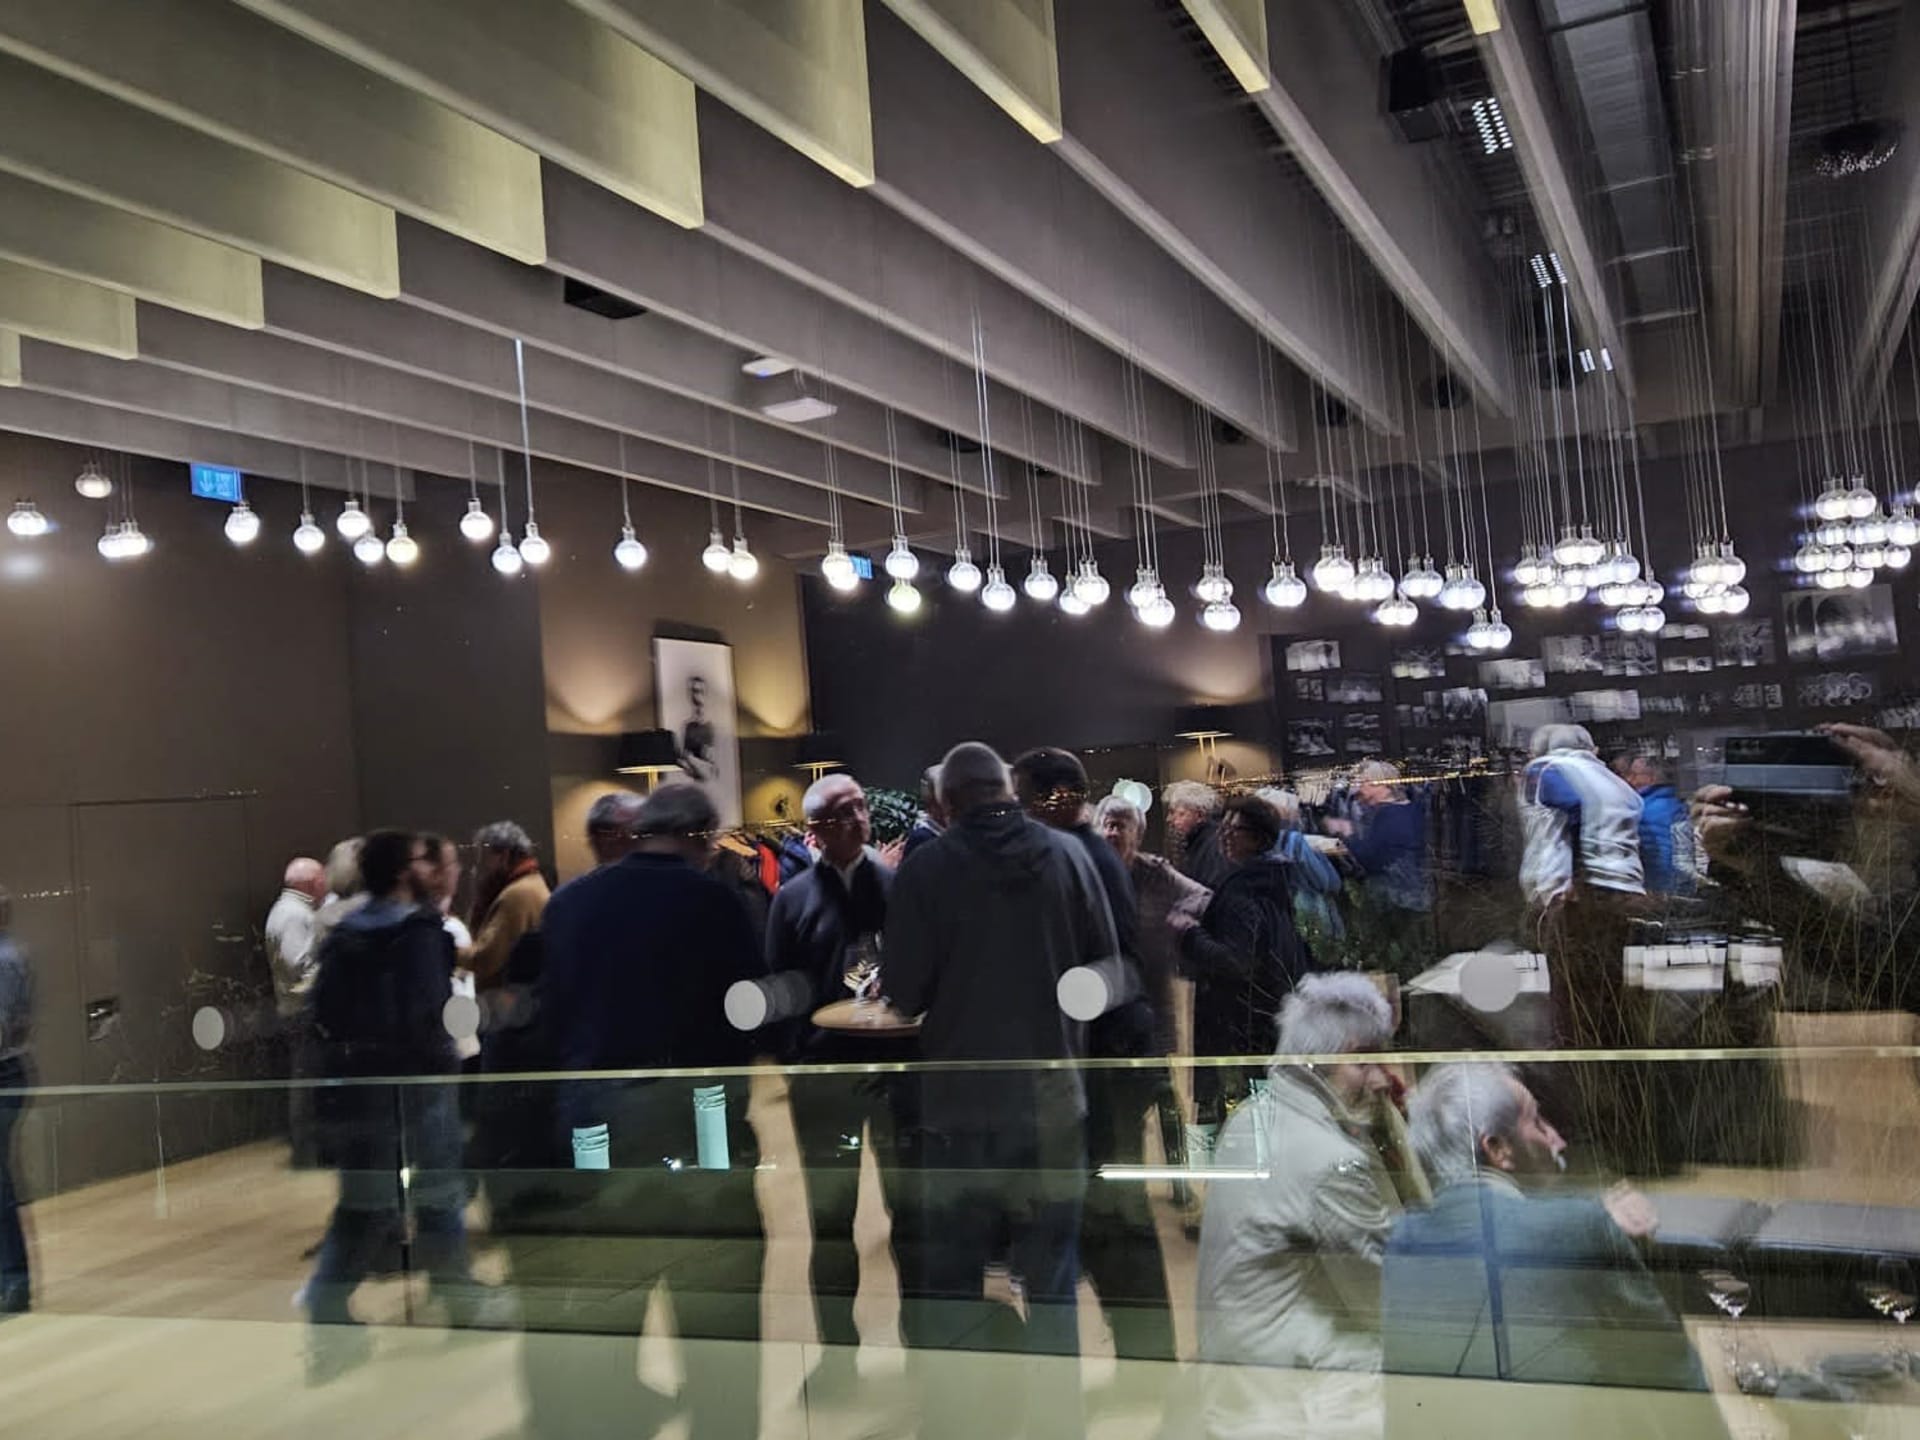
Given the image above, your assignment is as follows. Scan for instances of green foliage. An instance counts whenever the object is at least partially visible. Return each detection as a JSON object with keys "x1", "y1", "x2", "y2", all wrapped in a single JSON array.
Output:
[{"x1": 865, "y1": 786, "x2": 919, "y2": 845}]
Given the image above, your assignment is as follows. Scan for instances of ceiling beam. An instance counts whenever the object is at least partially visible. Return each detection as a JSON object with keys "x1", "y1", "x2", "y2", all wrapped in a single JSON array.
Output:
[
  {"x1": 1476, "y1": 0, "x2": 1635, "y2": 393},
  {"x1": 1846, "y1": 0, "x2": 1920, "y2": 401},
  {"x1": 14, "y1": 340, "x2": 846, "y2": 528},
  {"x1": 1052, "y1": 0, "x2": 1399, "y2": 433},
  {"x1": 1178, "y1": 0, "x2": 1269, "y2": 95},
  {"x1": 1690, "y1": 0, "x2": 1794, "y2": 409},
  {"x1": 0, "y1": 331, "x2": 17, "y2": 388},
  {"x1": 692, "y1": 99, "x2": 1200, "y2": 461},
  {"x1": 0, "y1": 0, "x2": 543, "y2": 265},
  {"x1": 0, "y1": 260, "x2": 138, "y2": 359},
  {"x1": 539, "y1": 167, "x2": 1116, "y2": 478},
  {"x1": 569, "y1": 0, "x2": 875, "y2": 187},
  {"x1": 877, "y1": 0, "x2": 1063, "y2": 142},
  {"x1": 264, "y1": 259, "x2": 1001, "y2": 494},
  {"x1": 0, "y1": 52, "x2": 397, "y2": 297},
  {"x1": 864, "y1": 8, "x2": 1283, "y2": 450},
  {"x1": 133, "y1": 303, "x2": 925, "y2": 513},
  {"x1": 1248, "y1": 0, "x2": 1515, "y2": 416},
  {"x1": 0, "y1": 173, "x2": 263, "y2": 329},
  {"x1": 235, "y1": 0, "x2": 703, "y2": 228}
]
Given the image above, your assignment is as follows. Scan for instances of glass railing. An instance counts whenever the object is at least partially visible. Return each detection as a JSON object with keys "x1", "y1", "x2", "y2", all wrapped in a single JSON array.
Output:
[{"x1": 4, "y1": 1042, "x2": 1919, "y2": 1438}]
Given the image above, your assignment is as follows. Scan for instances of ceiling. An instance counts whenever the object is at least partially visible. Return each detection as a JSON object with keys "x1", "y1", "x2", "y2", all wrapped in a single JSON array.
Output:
[{"x1": 0, "y1": 0, "x2": 1912, "y2": 562}]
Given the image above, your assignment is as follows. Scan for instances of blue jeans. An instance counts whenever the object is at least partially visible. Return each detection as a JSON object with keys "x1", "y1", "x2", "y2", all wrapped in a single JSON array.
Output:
[{"x1": 0, "y1": 1057, "x2": 27, "y2": 1308}]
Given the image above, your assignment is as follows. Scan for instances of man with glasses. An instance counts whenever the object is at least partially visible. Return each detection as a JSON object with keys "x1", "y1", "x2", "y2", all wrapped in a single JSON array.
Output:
[{"x1": 766, "y1": 772, "x2": 918, "y2": 1395}]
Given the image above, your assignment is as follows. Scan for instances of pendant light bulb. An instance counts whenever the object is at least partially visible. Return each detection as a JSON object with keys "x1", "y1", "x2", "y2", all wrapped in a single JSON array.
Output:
[
  {"x1": 352, "y1": 531, "x2": 385, "y2": 567},
  {"x1": 1885, "y1": 544, "x2": 1912, "y2": 570},
  {"x1": 1814, "y1": 484, "x2": 1848, "y2": 522},
  {"x1": 518, "y1": 521, "x2": 551, "y2": 567},
  {"x1": 223, "y1": 501, "x2": 261, "y2": 547},
  {"x1": 1265, "y1": 560, "x2": 1307, "y2": 608},
  {"x1": 385, "y1": 520, "x2": 420, "y2": 568},
  {"x1": 981, "y1": 565, "x2": 1017, "y2": 613},
  {"x1": 1845, "y1": 483, "x2": 1877, "y2": 519},
  {"x1": 1058, "y1": 588, "x2": 1090, "y2": 617},
  {"x1": 884, "y1": 538, "x2": 919, "y2": 581},
  {"x1": 1074, "y1": 561, "x2": 1111, "y2": 607},
  {"x1": 886, "y1": 579, "x2": 922, "y2": 615},
  {"x1": 614, "y1": 526, "x2": 649, "y2": 572},
  {"x1": 491, "y1": 538, "x2": 524, "y2": 577},
  {"x1": 74, "y1": 461, "x2": 112, "y2": 500},
  {"x1": 701, "y1": 528, "x2": 732, "y2": 574},
  {"x1": 1886, "y1": 506, "x2": 1919, "y2": 549},
  {"x1": 727, "y1": 536, "x2": 759, "y2": 582},
  {"x1": 97, "y1": 521, "x2": 125, "y2": 560},
  {"x1": 459, "y1": 498, "x2": 495, "y2": 543},
  {"x1": 335, "y1": 499, "x2": 371, "y2": 541},
  {"x1": 7, "y1": 499, "x2": 48, "y2": 538},
  {"x1": 1311, "y1": 544, "x2": 1355, "y2": 593},
  {"x1": 293, "y1": 513, "x2": 326, "y2": 555},
  {"x1": 946, "y1": 548, "x2": 982, "y2": 592},
  {"x1": 1201, "y1": 599, "x2": 1242, "y2": 632},
  {"x1": 1139, "y1": 593, "x2": 1177, "y2": 629},
  {"x1": 1023, "y1": 555, "x2": 1059, "y2": 602}
]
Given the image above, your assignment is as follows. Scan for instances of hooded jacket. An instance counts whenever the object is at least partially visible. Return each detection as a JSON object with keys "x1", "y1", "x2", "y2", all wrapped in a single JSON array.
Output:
[
  {"x1": 1181, "y1": 854, "x2": 1311, "y2": 1061},
  {"x1": 884, "y1": 801, "x2": 1119, "y2": 1129}
]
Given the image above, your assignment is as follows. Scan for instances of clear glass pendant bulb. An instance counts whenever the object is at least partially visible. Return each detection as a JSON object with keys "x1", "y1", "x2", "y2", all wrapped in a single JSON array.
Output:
[
  {"x1": 884, "y1": 538, "x2": 919, "y2": 581},
  {"x1": 1138, "y1": 593, "x2": 1177, "y2": 628},
  {"x1": 353, "y1": 531, "x2": 385, "y2": 566},
  {"x1": 886, "y1": 579, "x2": 922, "y2": 614},
  {"x1": 74, "y1": 461, "x2": 112, "y2": 500},
  {"x1": 727, "y1": 537, "x2": 758, "y2": 582},
  {"x1": 1058, "y1": 588, "x2": 1090, "y2": 617},
  {"x1": 1201, "y1": 599, "x2": 1241, "y2": 632},
  {"x1": 1073, "y1": 561, "x2": 1110, "y2": 606},
  {"x1": 1023, "y1": 555, "x2": 1059, "y2": 602},
  {"x1": 821, "y1": 541, "x2": 855, "y2": 587},
  {"x1": 460, "y1": 499, "x2": 494, "y2": 543},
  {"x1": 335, "y1": 499, "x2": 371, "y2": 541},
  {"x1": 293, "y1": 513, "x2": 326, "y2": 555},
  {"x1": 1845, "y1": 484, "x2": 1877, "y2": 519},
  {"x1": 1265, "y1": 560, "x2": 1307, "y2": 608},
  {"x1": 1814, "y1": 484, "x2": 1849, "y2": 522},
  {"x1": 1311, "y1": 544, "x2": 1355, "y2": 593},
  {"x1": 385, "y1": 520, "x2": 419, "y2": 567},
  {"x1": 701, "y1": 528, "x2": 731, "y2": 574},
  {"x1": 491, "y1": 538, "x2": 524, "y2": 576},
  {"x1": 519, "y1": 522, "x2": 551, "y2": 567},
  {"x1": 1885, "y1": 544, "x2": 1912, "y2": 570},
  {"x1": 1128, "y1": 567, "x2": 1160, "y2": 609},
  {"x1": 1886, "y1": 506, "x2": 1920, "y2": 549},
  {"x1": 981, "y1": 566, "x2": 1017, "y2": 613},
  {"x1": 7, "y1": 500, "x2": 48, "y2": 537},
  {"x1": 947, "y1": 548, "x2": 982, "y2": 592},
  {"x1": 614, "y1": 526, "x2": 648, "y2": 571}
]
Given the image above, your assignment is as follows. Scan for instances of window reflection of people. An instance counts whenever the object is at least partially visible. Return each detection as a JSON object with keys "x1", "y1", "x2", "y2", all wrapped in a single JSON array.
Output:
[{"x1": 678, "y1": 674, "x2": 720, "y2": 783}]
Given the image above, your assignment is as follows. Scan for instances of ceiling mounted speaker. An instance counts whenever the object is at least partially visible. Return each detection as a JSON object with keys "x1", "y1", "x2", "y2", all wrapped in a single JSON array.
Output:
[
  {"x1": 1382, "y1": 47, "x2": 1446, "y2": 143},
  {"x1": 562, "y1": 277, "x2": 646, "y2": 320},
  {"x1": 1316, "y1": 393, "x2": 1354, "y2": 429},
  {"x1": 1424, "y1": 374, "x2": 1469, "y2": 410},
  {"x1": 1210, "y1": 417, "x2": 1249, "y2": 446},
  {"x1": 932, "y1": 428, "x2": 983, "y2": 454}
]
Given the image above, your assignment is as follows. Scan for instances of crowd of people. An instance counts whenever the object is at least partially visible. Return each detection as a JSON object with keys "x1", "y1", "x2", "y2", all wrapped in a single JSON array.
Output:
[{"x1": 1, "y1": 716, "x2": 1910, "y2": 1433}]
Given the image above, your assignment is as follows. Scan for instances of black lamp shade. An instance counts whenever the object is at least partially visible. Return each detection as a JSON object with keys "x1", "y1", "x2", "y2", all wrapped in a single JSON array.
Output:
[
  {"x1": 1174, "y1": 705, "x2": 1234, "y2": 739},
  {"x1": 793, "y1": 731, "x2": 845, "y2": 769},
  {"x1": 616, "y1": 729, "x2": 681, "y2": 774}
]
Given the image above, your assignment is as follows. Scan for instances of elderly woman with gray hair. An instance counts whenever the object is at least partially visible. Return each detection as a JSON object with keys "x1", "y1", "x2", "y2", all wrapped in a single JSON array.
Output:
[
  {"x1": 1195, "y1": 972, "x2": 1413, "y2": 1440},
  {"x1": 1096, "y1": 795, "x2": 1211, "y2": 1054}
]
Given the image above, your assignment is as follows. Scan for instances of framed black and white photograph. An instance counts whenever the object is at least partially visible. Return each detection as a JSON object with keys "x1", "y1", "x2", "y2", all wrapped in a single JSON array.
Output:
[
  {"x1": 1391, "y1": 646, "x2": 1446, "y2": 681},
  {"x1": 1286, "y1": 718, "x2": 1336, "y2": 760},
  {"x1": 1292, "y1": 676, "x2": 1326, "y2": 702},
  {"x1": 1480, "y1": 657, "x2": 1546, "y2": 691},
  {"x1": 1429, "y1": 687, "x2": 1488, "y2": 722},
  {"x1": 654, "y1": 637, "x2": 743, "y2": 827},
  {"x1": 1602, "y1": 634, "x2": 1659, "y2": 678},
  {"x1": 1284, "y1": 638, "x2": 1342, "y2": 673},
  {"x1": 1796, "y1": 670, "x2": 1879, "y2": 709},
  {"x1": 1543, "y1": 635, "x2": 1605, "y2": 675},
  {"x1": 1326, "y1": 671, "x2": 1384, "y2": 705},
  {"x1": 1715, "y1": 619, "x2": 1776, "y2": 669},
  {"x1": 1783, "y1": 586, "x2": 1899, "y2": 662},
  {"x1": 1569, "y1": 688, "x2": 1642, "y2": 723}
]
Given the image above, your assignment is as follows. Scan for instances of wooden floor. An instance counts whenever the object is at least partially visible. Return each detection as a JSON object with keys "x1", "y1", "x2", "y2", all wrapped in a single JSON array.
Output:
[{"x1": 5, "y1": 1044, "x2": 1919, "y2": 1439}]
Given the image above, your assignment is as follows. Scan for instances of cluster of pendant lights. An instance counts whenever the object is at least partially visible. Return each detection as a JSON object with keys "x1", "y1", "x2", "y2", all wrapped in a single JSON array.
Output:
[{"x1": 1796, "y1": 482, "x2": 1916, "y2": 587}]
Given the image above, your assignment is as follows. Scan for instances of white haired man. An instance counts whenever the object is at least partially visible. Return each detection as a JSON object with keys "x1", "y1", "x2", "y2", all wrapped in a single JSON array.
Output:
[
  {"x1": 1383, "y1": 1063, "x2": 1711, "y2": 1431},
  {"x1": 1163, "y1": 778, "x2": 1232, "y2": 889},
  {"x1": 1195, "y1": 972, "x2": 1410, "y2": 1440}
]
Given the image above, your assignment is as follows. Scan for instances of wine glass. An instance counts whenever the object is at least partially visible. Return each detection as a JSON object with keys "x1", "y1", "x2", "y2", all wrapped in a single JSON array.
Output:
[
  {"x1": 1859, "y1": 1258, "x2": 1916, "y2": 1364},
  {"x1": 1702, "y1": 1269, "x2": 1755, "y2": 1382},
  {"x1": 842, "y1": 936, "x2": 881, "y2": 1005}
]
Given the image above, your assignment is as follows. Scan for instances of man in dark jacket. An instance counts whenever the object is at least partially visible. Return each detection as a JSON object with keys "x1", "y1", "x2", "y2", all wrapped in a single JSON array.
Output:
[
  {"x1": 303, "y1": 829, "x2": 490, "y2": 1380},
  {"x1": 1012, "y1": 748, "x2": 1172, "y2": 1367},
  {"x1": 1384, "y1": 1063, "x2": 1717, "y2": 1436},
  {"x1": 886, "y1": 742, "x2": 1120, "y2": 1440},
  {"x1": 520, "y1": 781, "x2": 767, "y2": 1440},
  {"x1": 1181, "y1": 795, "x2": 1313, "y2": 1129},
  {"x1": 765, "y1": 771, "x2": 917, "y2": 1386}
]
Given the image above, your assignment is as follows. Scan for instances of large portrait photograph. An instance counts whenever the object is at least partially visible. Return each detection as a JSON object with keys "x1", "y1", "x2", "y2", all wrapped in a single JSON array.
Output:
[{"x1": 654, "y1": 637, "x2": 742, "y2": 827}]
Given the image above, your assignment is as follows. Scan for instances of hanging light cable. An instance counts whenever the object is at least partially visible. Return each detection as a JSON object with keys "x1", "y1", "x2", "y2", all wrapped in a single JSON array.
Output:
[
  {"x1": 613, "y1": 434, "x2": 649, "y2": 571},
  {"x1": 460, "y1": 439, "x2": 494, "y2": 542},
  {"x1": 292, "y1": 450, "x2": 325, "y2": 555},
  {"x1": 972, "y1": 311, "x2": 1016, "y2": 613},
  {"x1": 510, "y1": 338, "x2": 550, "y2": 567}
]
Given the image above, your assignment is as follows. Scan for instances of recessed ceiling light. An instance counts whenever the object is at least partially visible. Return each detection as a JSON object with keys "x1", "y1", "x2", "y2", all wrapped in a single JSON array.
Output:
[
  {"x1": 741, "y1": 356, "x2": 794, "y2": 378},
  {"x1": 761, "y1": 395, "x2": 838, "y2": 423}
]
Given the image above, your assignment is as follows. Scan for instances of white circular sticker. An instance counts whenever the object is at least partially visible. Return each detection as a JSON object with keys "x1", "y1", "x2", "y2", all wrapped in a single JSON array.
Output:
[
  {"x1": 724, "y1": 979, "x2": 770, "y2": 1032},
  {"x1": 1458, "y1": 952, "x2": 1524, "y2": 1014},
  {"x1": 442, "y1": 993, "x2": 481, "y2": 1041},
  {"x1": 190, "y1": 1006, "x2": 226, "y2": 1051}
]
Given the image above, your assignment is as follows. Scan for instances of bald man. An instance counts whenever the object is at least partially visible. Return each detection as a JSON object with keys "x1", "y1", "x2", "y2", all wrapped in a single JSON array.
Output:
[{"x1": 265, "y1": 857, "x2": 327, "y2": 1019}]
